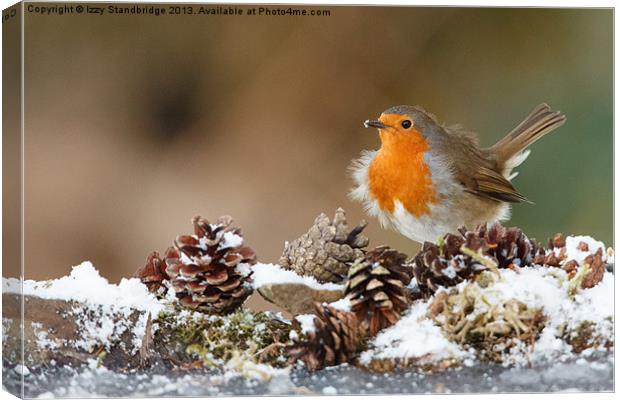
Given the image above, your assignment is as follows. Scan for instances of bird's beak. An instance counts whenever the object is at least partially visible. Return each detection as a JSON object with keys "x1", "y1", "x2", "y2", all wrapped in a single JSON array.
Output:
[{"x1": 364, "y1": 119, "x2": 389, "y2": 130}]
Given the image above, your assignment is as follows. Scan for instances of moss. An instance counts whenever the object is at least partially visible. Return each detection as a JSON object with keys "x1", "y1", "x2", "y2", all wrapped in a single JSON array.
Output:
[
  {"x1": 154, "y1": 307, "x2": 291, "y2": 369},
  {"x1": 432, "y1": 273, "x2": 546, "y2": 363},
  {"x1": 566, "y1": 319, "x2": 613, "y2": 353}
]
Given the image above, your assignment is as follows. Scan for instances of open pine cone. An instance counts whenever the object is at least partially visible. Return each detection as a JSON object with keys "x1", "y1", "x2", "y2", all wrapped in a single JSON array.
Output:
[
  {"x1": 533, "y1": 233, "x2": 572, "y2": 271},
  {"x1": 286, "y1": 303, "x2": 361, "y2": 371},
  {"x1": 461, "y1": 224, "x2": 537, "y2": 269},
  {"x1": 344, "y1": 246, "x2": 413, "y2": 336},
  {"x1": 279, "y1": 208, "x2": 369, "y2": 283},
  {"x1": 413, "y1": 223, "x2": 537, "y2": 298},
  {"x1": 532, "y1": 233, "x2": 607, "y2": 285},
  {"x1": 165, "y1": 215, "x2": 256, "y2": 315},
  {"x1": 533, "y1": 233, "x2": 577, "y2": 268},
  {"x1": 133, "y1": 251, "x2": 169, "y2": 295},
  {"x1": 413, "y1": 234, "x2": 483, "y2": 299}
]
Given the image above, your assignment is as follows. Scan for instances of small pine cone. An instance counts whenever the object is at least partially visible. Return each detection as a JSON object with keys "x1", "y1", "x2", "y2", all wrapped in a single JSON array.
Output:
[
  {"x1": 414, "y1": 223, "x2": 539, "y2": 298},
  {"x1": 286, "y1": 303, "x2": 361, "y2": 371},
  {"x1": 133, "y1": 251, "x2": 169, "y2": 294},
  {"x1": 165, "y1": 215, "x2": 256, "y2": 315},
  {"x1": 413, "y1": 234, "x2": 486, "y2": 299},
  {"x1": 279, "y1": 208, "x2": 369, "y2": 283},
  {"x1": 533, "y1": 233, "x2": 567, "y2": 267},
  {"x1": 581, "y1": 248, "x2": 605, "y2": 289},
  {"x1": 465, "y1": 223, "x2": 537, "y2": 269},
  {"x1": 345, "y1": 246, "x2": 413, "y2": 336}
]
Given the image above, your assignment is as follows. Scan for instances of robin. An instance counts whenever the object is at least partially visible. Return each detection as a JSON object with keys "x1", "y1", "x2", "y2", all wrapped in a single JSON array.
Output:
[{"x1": 350, "y1": 103, "x2": 566, "y2": 243}]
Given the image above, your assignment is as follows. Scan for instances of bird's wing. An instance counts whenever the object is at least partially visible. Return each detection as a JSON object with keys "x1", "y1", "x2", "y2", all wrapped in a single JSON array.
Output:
[
  {"x1": 465, "y1": 166, "x2": 531, "y2": 203},
  {"x1": 440, "y1": 124, "x2": 531, "y2": 204}
]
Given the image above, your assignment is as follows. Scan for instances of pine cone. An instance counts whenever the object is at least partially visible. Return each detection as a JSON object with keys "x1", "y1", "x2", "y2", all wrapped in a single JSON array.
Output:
[
  {"x1": 344, "y1": 246, "x2": 413, "y2": 336},
  {"x1": 133, "y1": 251, "x2": 169, "y2": 295},
  {"x1": 279, "y1": 208, "x2": 369, "y2": 283},
  {"x1": 414, "y1": 223, "x2": 537, "y2": 298},
  {"x1": 462, "y1": 224, "x2": 537, "y2": 269},
  {"x1": 581, "y1": 248, "x2": 606, "y2": 289},
  {"x1": 165, "y1": 215, "x2": 256, "y2": 315},
  {"x1": 286, "y1": 303, "x2": 361, "y2": 371},
  {"x1": 533, "y1": 233, "x2": 567, "y2": 268},
  {"x1": 413, "y1": 234, "x2": 483, "y2": 299}
]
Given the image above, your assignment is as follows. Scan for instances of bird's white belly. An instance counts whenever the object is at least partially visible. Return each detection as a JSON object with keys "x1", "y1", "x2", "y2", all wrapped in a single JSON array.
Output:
[
  {"x1": 385, "y1": 200, "x2": 458, "y2": 243},
  {"x1": 375, "y1": 196, "x2": 509, "y2": 243}
]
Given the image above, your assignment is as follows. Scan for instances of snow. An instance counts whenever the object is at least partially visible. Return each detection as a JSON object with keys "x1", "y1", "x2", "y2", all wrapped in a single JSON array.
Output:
[
  {"x1": 3, "y1": 261, "x2": 164, "y2": 353},
  {"x1": 14, "y1": 364, "x2": 30, "y2": 376},
  {"x1": 221, "y1": 231, "x2": 244, "y2": 249},
  {"x1": 479, "y1": 266, "x2": 612, "y2": 332},
  {"x1": 322, "y1": 385, "x2": 338, "y2": 394},
  {"x1": 295, "y1": 314, "x2": 316, "y2": 334},
  {"x1": 2, "y1": 318, "x2": 12, "y2": 343},
  {"x1": 236, "y1": 262, "x2": 253, "y2": 278},
  {"x1": 327, "y1": 297, "x2": 351, "y2": 312},
  {"x1": 456, "y1": 266, "x2": 611, "y2": 365},
  {"x1": 32, "y1": 322, "x2": 59, "y2": 350},
  {"x1": 179, "y1": 252, "x2": 194, "y2": 265},
  {"x1": 3, "y1": 261, "x2": 163, "y2": 315},
  {"x1": 362, "y1": 264, "x2": 613, "y2": 367},
  {"x1": 564, "y1": 235, "x2": 607, "y2": 263},
  {"x1": 442, "y1": 265, "x2": 457, "y2": 279},
  {"x1": 360, "y1": 300, "x2": 466, "y2": 365},
  {"x1": 251, "y1": 263, "x2": 344, "y2": 291}
]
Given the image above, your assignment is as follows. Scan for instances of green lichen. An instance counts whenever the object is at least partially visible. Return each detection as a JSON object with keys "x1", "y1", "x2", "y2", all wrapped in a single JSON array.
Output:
[{"x1": 154, "y1": 307, "x2": 291, "y2": 369}]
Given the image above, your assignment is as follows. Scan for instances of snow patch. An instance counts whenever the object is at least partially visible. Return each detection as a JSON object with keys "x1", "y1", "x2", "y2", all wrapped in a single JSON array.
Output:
[
  {"x1": 295, "y1": 314, "x2": 316, "y2": 334},
  {"x1": 360, "y1": 301, "x2": 466, "y2": 364},
  {"x1": 14, "y1": 364, "x2": 30, "y2": 376},
  {"x1": 362, "y1": 264, "x2": 613, "y2": 367},
  {"x1": 2, "y1": 318, "x2": 12, "y2": 343},
  {"x1": 322, "y1": 385, "x2": 338, "y2": 395},
  {"x1": 236, "y1": 263, "x2": 252, "y2": 278},
  {"x1": 3, "y1": 261, "x2": 162, "y2": 314},
  {"x1": 3, "y1": 261, "x2": 164, "y2": 353},
  {"x1": 327, "y1": 297, "x2": 351, "y2": 312},
  {"x1": 472, "y1": 266, "x2": 612, "y2": 336},
  {"x1": 565, "y1": 236, "x2": 607, "y2": 263},
  {"x1": 32, "y1": 322, "x2": 59, "y2": 350},
  {"x1": 221, "y1": 231, "x2": 244, "y2": 249}
]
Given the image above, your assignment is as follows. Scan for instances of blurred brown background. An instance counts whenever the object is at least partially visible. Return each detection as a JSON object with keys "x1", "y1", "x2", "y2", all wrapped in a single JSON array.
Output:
[{"x1": 15, "y1": 6, "x2": 612, "y2": 310}]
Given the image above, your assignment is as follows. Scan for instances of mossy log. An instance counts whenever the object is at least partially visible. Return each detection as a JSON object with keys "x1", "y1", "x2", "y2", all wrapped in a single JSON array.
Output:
[{"x1": 2, "y1": 293, "x2": 290, "y2": 372}]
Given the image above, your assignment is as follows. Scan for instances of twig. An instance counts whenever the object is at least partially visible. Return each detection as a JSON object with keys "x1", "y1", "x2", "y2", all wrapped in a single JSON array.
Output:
[{"x1": 459, "y1": 246, "x2": 501, "y2": 278}]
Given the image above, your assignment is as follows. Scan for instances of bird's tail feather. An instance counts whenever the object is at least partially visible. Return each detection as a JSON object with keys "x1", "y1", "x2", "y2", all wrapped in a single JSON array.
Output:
[{"x1": 490, "y1": 103, "x2": 566, "y2": 173}]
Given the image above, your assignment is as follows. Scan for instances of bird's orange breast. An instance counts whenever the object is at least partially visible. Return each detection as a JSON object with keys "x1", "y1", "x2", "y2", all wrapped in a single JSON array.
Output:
[{"x1": 368, "y1": 129, "x2": 438, "y2": 216}]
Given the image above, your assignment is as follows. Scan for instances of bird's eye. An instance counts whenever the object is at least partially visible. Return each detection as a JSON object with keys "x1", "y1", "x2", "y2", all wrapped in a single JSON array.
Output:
[{"x1": 401, "y1": 120, "x2": 412, "y2": 129}]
